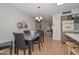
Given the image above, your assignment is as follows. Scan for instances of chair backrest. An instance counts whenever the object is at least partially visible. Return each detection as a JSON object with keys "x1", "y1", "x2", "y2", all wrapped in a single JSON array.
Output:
[
  {"x1": 37, "y1": 30, "x2": 44, "y2": 40},
  {"x1": 38, "y1": 30, "x2": 44, "y2": 36},
  {"x1": 24, "y1": 30, "x2": 30, "y2": 34},
  {"x1": 13, "y1": 33, "x2": 26, "y2": 49}
]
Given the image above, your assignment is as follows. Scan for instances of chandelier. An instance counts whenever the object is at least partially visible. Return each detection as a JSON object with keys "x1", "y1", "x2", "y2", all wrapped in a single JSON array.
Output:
[{"x1": 35, "y1": 6, "x2": 43, "y2": 22}]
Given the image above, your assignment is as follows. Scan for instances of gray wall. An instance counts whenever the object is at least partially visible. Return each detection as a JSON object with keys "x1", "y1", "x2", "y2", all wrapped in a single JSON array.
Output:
[{"x1": 0, "y1": 4, "x2": 35, "y2": 43}]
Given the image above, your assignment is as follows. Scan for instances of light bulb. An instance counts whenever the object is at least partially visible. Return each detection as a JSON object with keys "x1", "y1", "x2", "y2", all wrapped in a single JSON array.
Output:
[
  {"x1": 35, "y1": 16, "x2": 39, "y2": 20},
  {"x1": 38, "y1": 19, "x2": 40, "y2": 22},
  {"x1": 39, "y1": 16, "x2": 43, "y2": 20}
]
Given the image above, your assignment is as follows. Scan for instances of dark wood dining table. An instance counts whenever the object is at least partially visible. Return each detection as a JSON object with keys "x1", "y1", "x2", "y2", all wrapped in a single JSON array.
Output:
[{"x1": 24, "y1": 33, "x2": 40, "y2": 55}]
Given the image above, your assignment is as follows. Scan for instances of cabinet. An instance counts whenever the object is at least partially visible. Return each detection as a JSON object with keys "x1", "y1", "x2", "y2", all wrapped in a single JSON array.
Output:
[
  {"x1": 62, "y1": 20, "x2": 79, "y2": 32},
  {"x1": 61, "y1": 15, "x2": 72, "y2": 20},
  {"x1": 72, "y1": 14, "x2": 79, "y2": 20},
  {"x1": 62, "y1": 33, "x2": 70, "y2": 43},
  {"x1": 74, "y1": 20, "x2": 79, "y2": 32},
  {"x1": 61, "y1": 13, "x2": 79, "y2": 32},
  {"x1": 61, "y1": 16, "x2": 69, "y2": 20},
  {"x1": 61, "y1": 13, "x2": 79, "y2": 43},
  {"x1": 62, "y1": 20, "x2": 74, "y2": 32},
  {"x1": 61, "y1": 13, "x2": 79, "y2": 20}
]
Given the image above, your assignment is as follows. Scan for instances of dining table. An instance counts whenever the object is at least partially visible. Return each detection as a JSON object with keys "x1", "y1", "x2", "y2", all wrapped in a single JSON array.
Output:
[{"x1": 24, "y1": 33, "x2": 40, "y2": 55}]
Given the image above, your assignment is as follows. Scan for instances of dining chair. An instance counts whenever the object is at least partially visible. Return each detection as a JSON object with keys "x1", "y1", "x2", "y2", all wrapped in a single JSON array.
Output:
[
  {"x1": 38, "y1": 30, "x2": 44, "y2": 45},
  {"x1": 13, "y1": 33, "x2": 29, "y2": 55},
  {"x1": 24, "y1": 30, "x2": 30, "y2": 35},
  {"x1": 32, "y1": 30, "x2": 44, "y2": 51}
]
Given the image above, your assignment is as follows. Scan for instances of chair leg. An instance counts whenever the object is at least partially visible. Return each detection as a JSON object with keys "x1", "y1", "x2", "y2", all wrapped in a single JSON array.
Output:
[
  {"x1": 14, "y1": 42, "x2": 17, "y2": 54},
  {"x1": 43, "y1": 35, "x2": 44, "y2": 42},
  {"x1": 16, "y1": 48, "x2": 17, "y2": 54},
  {"x1": 10, "y1": 47, "x2": 12, "y2": 55},
  {"x1": 32, "y1": 44, "x2": 34, "y2": 52},
  {"x1": 10, "y1": 44, "x2": 12, "y2": 55},
  {"x1": 41, "y1": 40, "x2": 43, "y2": 47},
  {"x1": 16, "y1": 48, "x2": 19, "y2": 55},
  {"x1": 15, "y1": 47, "x2": 17, "y2": 54},
  {"x1": 24, "y1": 50, "x2": 26, "y2": 55},
  {"x1": 38, "y1": 43, "x2": 41, "y2": 51},
  {"x1": 15, "y1": 48, "x2": 16, "y2": 53}
]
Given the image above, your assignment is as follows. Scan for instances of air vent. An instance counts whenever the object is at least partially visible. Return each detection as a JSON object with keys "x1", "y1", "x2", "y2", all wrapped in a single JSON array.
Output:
[{"x1": 62, "y1": 11, "x2": 71, "y2": 14}]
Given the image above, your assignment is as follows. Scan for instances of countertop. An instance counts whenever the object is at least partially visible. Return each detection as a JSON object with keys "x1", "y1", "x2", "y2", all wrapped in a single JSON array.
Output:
[{"x1": 64, "y1": 33, "x2": 79, "y2": 42}]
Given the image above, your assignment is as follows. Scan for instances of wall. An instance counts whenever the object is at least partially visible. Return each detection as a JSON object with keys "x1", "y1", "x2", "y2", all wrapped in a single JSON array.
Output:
[
  {"x1": 52, "y1": 8, "x2": 79, "y2": 41},
  {"x1": 0, "y1": 4, "x2": 35, "y2": 43},
  {"x1": 52, "y1": 14, "x2": 61, "y2": 40}
]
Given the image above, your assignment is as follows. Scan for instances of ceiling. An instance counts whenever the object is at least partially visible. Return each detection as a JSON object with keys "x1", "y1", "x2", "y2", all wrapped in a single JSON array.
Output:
[
  {"x1": 9, "y1": 3, "x2": 56, "y2": 20},
  {"x1": 8, "y1": 3, "x2": 79, "y2": 23}
]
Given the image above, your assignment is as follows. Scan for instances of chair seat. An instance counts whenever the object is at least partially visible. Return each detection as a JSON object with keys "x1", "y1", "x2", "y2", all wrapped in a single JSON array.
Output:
[
  {"x1": 19, "y1": 45, "x2": 29, "y2": 50},
  {"x1": 33, "y1": 41, "x2": 39, "y2": 44},
  {"x1": 71, "y1": 48, "x2": 79, "y2": 55},
  {"x1": 32, "y1": 37, "x2": 39, "y2": 43}
]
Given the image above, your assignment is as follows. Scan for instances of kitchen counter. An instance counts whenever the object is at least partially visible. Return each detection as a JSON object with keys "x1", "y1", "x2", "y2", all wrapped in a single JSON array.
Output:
[
  {"x1": 64, "y1": 33, "x2": 79, "y2": 42},
  {"x1": 64, "y1": 33, "x2": 79, "y2": 45}
]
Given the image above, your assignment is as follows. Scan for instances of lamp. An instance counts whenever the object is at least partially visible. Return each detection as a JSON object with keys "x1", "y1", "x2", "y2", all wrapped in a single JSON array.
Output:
[{"x1": 35, "y1": 6, "x2": 43, "y2": 22}]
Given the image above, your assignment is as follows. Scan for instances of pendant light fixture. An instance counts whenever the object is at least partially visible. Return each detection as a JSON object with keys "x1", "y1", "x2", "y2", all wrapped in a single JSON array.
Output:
[{"x1": 35, "y1": 6, "x2": 43, "y2": 22}]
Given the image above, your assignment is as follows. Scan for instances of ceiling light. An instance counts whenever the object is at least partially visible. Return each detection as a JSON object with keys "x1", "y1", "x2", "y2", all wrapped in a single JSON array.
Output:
[{"x1": 35, "y1": 6, "x2": 43, "y2": 22}]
